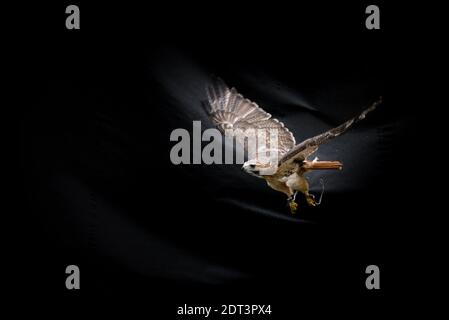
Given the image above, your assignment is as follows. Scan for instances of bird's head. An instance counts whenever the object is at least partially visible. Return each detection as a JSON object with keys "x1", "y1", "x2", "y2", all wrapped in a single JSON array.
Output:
[{"x1": 242, "y1": 159, "x2": 275, "y2": 178}]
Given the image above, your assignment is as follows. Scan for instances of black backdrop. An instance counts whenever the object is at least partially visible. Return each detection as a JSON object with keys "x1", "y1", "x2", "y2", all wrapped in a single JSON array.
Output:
[{"x1": 16, "y1": 1, "x2": 421, "y2": 317}]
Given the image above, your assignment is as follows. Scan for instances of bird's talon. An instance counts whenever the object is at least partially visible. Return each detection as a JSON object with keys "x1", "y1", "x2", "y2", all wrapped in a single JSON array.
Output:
[
  {"x1": 288, "y1": 199, "x2": 298, "y2": 214},
  {"x1": 306, "y1": 194, "x2": 317, "y2": 207}
]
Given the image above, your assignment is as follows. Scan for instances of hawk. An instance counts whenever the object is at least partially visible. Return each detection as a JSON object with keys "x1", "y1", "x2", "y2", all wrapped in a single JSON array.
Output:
[{"x1": 205, "y1": 78, "x2": 381, "y2": 214}]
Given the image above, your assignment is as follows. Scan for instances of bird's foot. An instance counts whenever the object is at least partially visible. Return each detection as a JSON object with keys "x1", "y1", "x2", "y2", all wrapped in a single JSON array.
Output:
[
  {"x1": 287, "y1": 192, "x2": 299, "y2": 214},
  {"x1": 306, "y1": 194, "x2": 317, "y2": 207},
  {"x1": 288, "y1": 199, "x2": 298, "y2": 214}
]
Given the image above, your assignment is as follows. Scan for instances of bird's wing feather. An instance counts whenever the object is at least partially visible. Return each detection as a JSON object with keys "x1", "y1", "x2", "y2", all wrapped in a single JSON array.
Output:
[
  {"x1": 205, "y1": 78, "x2": 296, "y2": 160},
  {"x1": 277, "y1": 97, "x2": 381, "y2": 175}
]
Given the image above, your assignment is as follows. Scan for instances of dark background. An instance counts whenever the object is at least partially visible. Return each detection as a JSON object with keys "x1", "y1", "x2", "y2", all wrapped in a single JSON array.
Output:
[{"x1": 14, "y1": 1, "x2": 422, "y2": 316}]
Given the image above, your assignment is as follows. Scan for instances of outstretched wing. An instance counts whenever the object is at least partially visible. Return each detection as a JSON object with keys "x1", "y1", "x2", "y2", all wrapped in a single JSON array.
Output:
[
  {"x1": 277, "y1": 97, "x2": 382, "y2": 174},
  {"x1": 205, "y1": 78, "x2": 296, "y2": 160}
]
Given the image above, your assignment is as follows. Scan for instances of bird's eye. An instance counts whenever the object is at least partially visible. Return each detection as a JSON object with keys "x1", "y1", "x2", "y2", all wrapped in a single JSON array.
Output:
[{"x1": 250, "y1": 164, "x2": 256, "y2": 168}]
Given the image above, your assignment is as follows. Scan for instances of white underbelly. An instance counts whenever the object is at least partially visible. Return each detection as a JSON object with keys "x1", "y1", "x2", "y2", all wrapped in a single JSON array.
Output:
[{"x1": 285, "y1": 173, "x2": 308, "y2": 193}]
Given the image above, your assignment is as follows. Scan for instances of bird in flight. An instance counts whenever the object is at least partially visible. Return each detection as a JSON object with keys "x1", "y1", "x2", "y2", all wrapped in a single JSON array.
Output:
[{"x1": 205, "y1": 78, "x2": 381, "y2": 214}]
